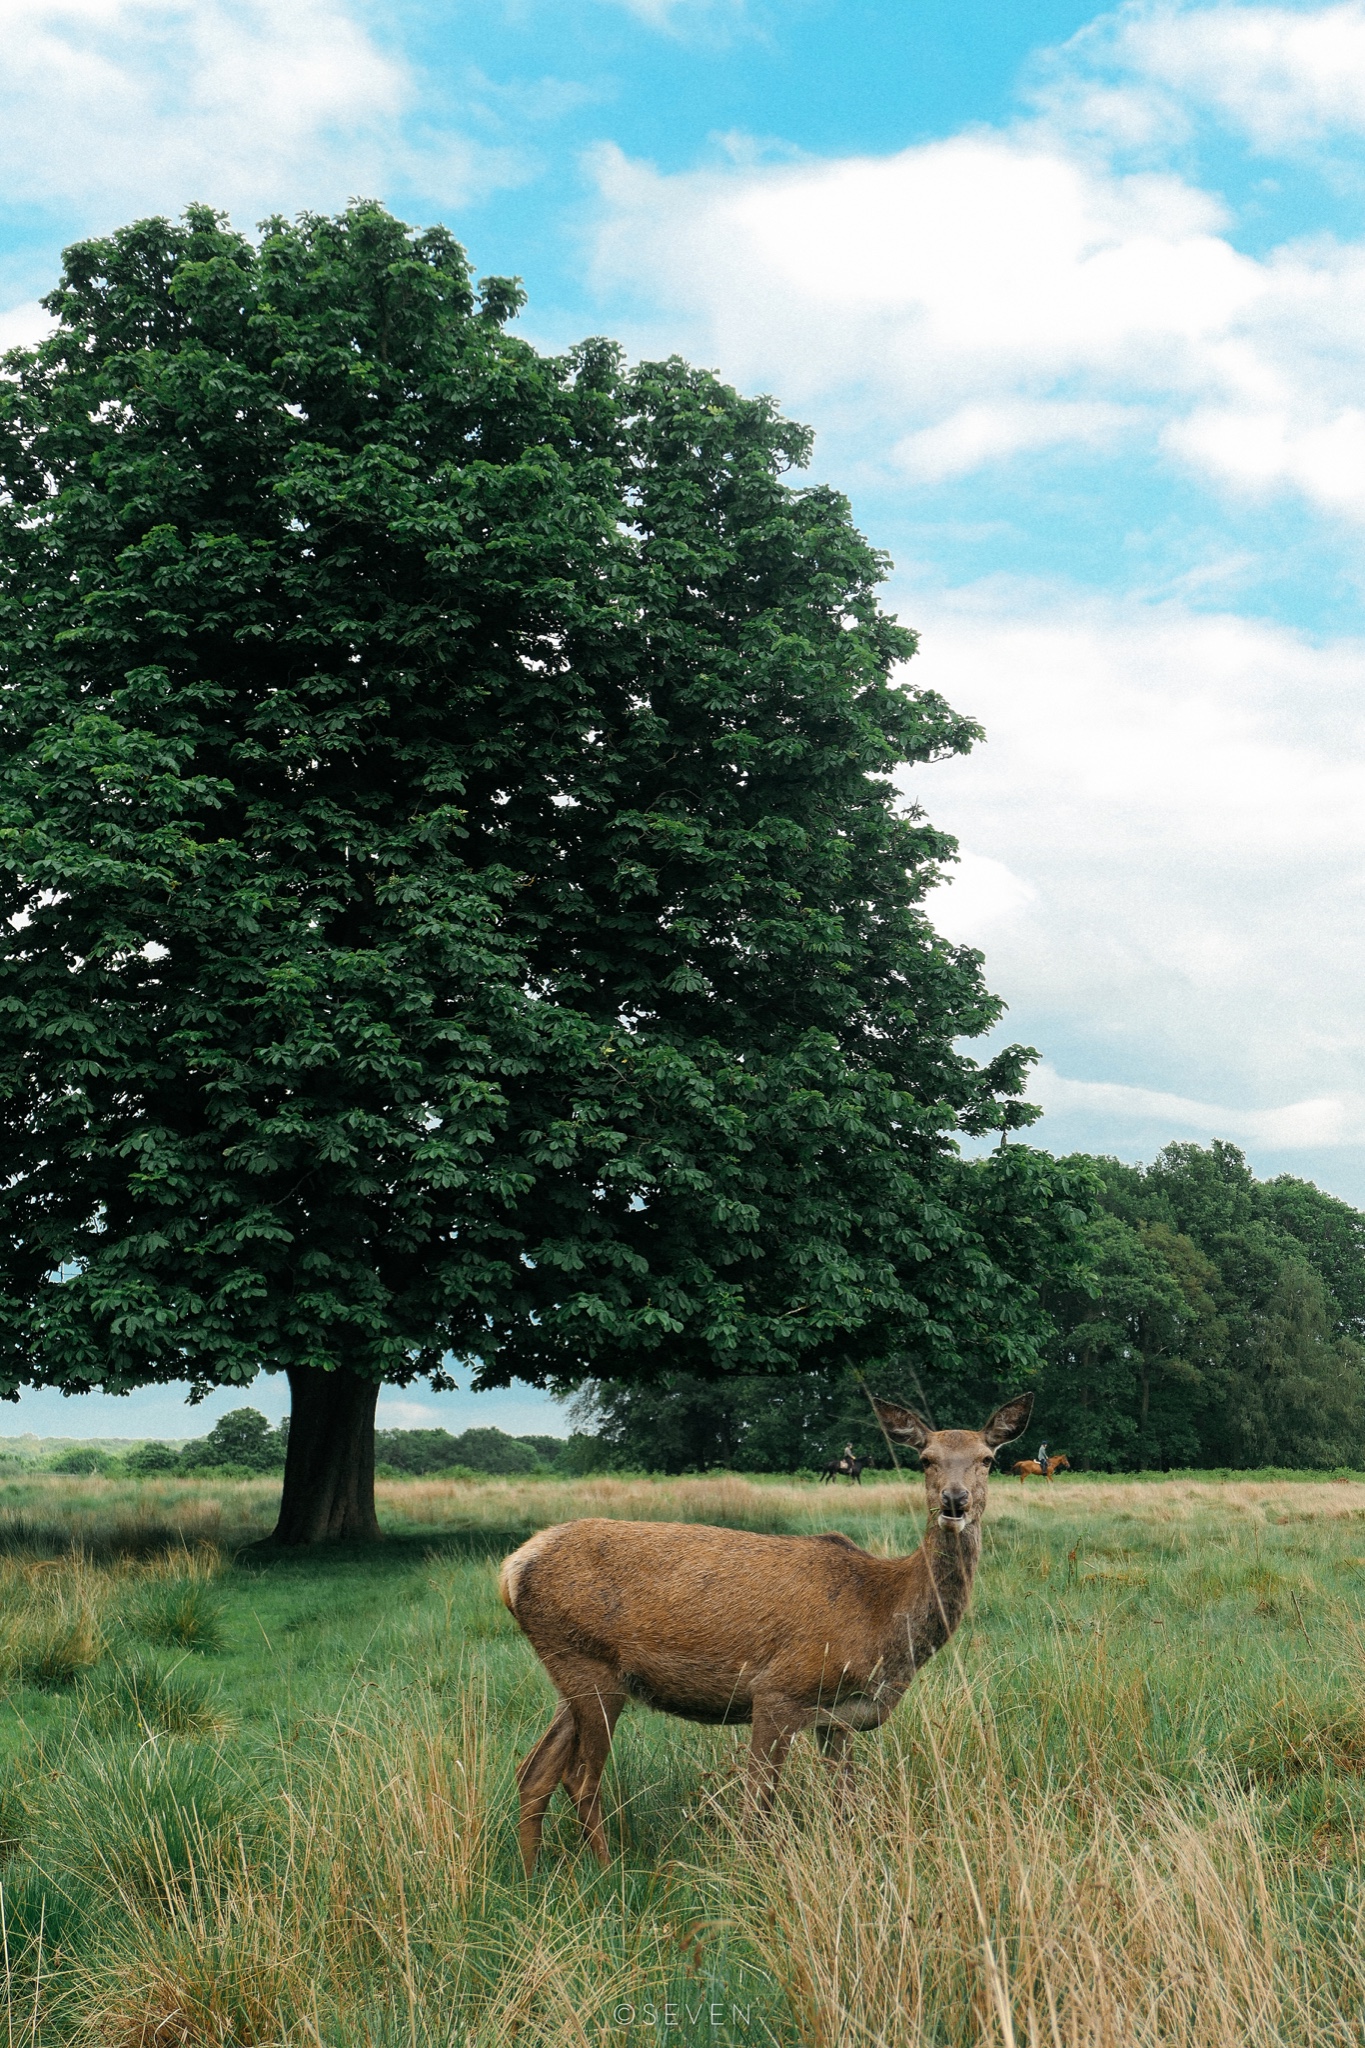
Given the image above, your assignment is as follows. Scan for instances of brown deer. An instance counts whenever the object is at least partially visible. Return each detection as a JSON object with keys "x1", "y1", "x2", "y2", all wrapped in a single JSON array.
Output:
[{"x1": 499, "y1": 1389, "x2": 1032, "y2": 1872}]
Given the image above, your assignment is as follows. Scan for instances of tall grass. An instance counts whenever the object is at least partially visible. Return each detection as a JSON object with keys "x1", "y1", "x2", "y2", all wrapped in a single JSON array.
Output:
[
  {"x1": 0, "y1": 1471, "x2": 1360, "y2": 2041},
  {"x1": 737, "y1": 1675, "x2": 1365, "y2": 2048}
]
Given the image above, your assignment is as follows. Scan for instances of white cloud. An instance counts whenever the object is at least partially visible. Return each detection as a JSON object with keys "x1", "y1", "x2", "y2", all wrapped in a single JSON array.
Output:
[
  {"x1": 590, "y1": 133, "x2": 1252, "y2": 401},
  {"x1": 896, "y1": 399, "x2": 1136, "y2": 480},
  {"x1": 1056, "y1": 1, "x2": 1365, "y2": 153},
  {"x1": 0, "y1": 0, "x2": 523, "y2": 223},
  {"x1": 1032, "y1": 1066, "x2": 1365, "y2": 1149},
  {"x1": 585, "y1": 13, "x2": 1365, "y2": 520},
  {"x1": 592, "y1": 0, "x2": 754, "y2": 33},
  {"x1": 911, "y1": 588, "x2": 1365, "y2": 1107},
  {"x1": 374, "y1": 1386, "x2": 569, "y2": 1435},
  {"x1": 376, "y1": 1397, "x2": 443, "y2": 1428},
  {"x1": 0, "y1": 303, "x2": 52, "y2": 353},
  {"x1": 930, "y1": 851, "x2": 1038, "y2": 945}
]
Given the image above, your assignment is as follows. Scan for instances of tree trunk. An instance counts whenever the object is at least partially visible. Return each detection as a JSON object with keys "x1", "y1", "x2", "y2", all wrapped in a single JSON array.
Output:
[{"x1": 270, "y1": 1365, "x2": 381, "y2": 1545}]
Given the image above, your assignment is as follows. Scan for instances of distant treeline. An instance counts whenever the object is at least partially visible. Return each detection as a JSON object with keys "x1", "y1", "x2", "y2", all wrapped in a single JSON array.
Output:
[
  {"x1": 570, "y1": 1143, "x2": 1365, "y2": 1475},
  {"x1": 32, "y1": 1142, "x2": 1365, "y2": 1482},
  {"x1": 37, "y1": 1408, "x2": 291, "y2": 1478},
  {"x1": 373, "y1": 1427, "x2": 592, "y2": 1477},
  {"x1": 34, "y1": 1415, "x2": 589, "y2": 1481}
]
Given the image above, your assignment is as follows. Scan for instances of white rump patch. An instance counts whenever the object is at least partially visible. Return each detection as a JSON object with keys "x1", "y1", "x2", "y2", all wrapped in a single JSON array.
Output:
[{"x1": 498, "y1": 1527, "x2": 562, "y2": 1614}]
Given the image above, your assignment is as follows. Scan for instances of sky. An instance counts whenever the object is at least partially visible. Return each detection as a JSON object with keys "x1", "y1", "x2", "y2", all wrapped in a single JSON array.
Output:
[{"x1": 5, "y1": 0, "x2": 1365, "y2": 1435}]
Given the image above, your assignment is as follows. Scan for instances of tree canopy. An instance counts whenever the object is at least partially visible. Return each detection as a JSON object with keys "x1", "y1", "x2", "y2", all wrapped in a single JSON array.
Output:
[
  {"x1": 0, "y1": 202, "x2": 1088, "y2": 1537},
  {"x1": 1035, "y1": 1142, "x2": 1365, "y2": 1470}
]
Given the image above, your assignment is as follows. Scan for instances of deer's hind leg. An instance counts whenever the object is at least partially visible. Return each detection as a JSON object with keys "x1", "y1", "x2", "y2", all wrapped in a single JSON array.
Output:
[
  {"x1": 515, "y1": 1699, "x2": 577, "y2": 1875},
  {"x1": 565, "y1": 1674, "x2": 626, "y2": 1867}
]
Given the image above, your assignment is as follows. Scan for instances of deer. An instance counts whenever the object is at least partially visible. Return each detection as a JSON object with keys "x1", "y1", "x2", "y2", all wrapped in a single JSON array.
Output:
[{"x1": 499, "y1": 1389, "x2": 1032, "y2": 1872}]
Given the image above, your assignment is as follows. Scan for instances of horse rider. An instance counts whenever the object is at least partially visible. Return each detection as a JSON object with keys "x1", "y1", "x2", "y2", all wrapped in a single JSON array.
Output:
[{"x1": 1036, "y1": 1441, "x2": 1049, "y2": 1477}]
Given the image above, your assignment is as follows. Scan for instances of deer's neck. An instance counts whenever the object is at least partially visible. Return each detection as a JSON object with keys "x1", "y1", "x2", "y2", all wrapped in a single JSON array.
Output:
[
  {"x1": 888, "y1": 1520, "x2": 981, "y2": 1666},
  {"x1": 924, "y1": 1518, "x2": 981, "y2": 1618}
]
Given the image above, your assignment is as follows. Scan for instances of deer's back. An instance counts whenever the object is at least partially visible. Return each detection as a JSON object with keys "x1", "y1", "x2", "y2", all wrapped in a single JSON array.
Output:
[{"x1": 500, "y1": 1517, "x2": 913, "y2": 1723}]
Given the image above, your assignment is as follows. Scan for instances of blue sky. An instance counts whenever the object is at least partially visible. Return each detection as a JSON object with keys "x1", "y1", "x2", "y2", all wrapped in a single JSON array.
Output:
[{"x1": 6, "y1": 0, "x2": 1365, "y2": 1435}]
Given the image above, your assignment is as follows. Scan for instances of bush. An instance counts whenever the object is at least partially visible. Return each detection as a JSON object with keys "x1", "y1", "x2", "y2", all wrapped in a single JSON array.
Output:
[
  {"x1": 45, "y1": 1447, "x2": 115, "y2": 1476},
  {"x1": 557, "y1": 1432, "x2": 609, "y2": 1475},
  {"x1": 125, "y1": 1442, "x2": 182, "y2": 1475}
]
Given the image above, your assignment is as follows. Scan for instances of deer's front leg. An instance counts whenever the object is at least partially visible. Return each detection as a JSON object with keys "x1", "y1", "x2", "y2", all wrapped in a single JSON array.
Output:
[
  {"x1": 747, "y1": 1698, "x2": 812, "y2": 1819},
  {"x1": 816, "y1": 1722, "x2": 854, "y2": 1809}
]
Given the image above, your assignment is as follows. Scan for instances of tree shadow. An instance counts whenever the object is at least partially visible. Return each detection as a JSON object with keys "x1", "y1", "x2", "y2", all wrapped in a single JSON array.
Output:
[{"x1": 233, "y1": 1526, "x2": 540, "y2": 1576}]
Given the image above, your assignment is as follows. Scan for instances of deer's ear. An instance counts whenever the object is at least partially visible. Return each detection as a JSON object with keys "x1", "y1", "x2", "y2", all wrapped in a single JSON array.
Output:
[
  {"x1": 871, "y1": 1397, "x2": 933, "y2": 1450},
  {"x1": 982, "y1": 1391, "x2": 1034, "y2": 1450}
]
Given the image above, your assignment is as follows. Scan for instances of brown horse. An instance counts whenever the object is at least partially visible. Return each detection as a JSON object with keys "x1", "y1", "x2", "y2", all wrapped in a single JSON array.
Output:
[{"x1": 1012, "y1": 1454, "x2": 1071, "y2": 1483}]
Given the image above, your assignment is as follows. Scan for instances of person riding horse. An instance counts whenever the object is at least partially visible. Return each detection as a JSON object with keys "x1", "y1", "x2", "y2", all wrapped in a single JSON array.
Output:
[
  {"x1": 818, "y1": 1445, "x2": 866, "y2": 1483},
  {"x1": 1036, "y1": 1441, "x2": 1049, "y2": 1477}
]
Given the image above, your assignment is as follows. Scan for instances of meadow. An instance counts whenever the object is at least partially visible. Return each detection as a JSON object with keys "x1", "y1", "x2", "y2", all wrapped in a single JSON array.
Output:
[{"x1": 0, "y1": 1468, "x2": 1364, "y2": 2044}]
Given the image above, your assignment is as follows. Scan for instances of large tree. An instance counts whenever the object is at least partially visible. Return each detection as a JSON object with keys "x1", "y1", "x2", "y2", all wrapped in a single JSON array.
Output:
[{"x1": 0, "y1": 203, "x2": 1087, "y2": 1541}]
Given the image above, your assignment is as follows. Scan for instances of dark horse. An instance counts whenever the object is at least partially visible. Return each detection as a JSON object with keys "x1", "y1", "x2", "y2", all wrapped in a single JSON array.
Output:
[{"x1": 818, "y1": 1455, "x2": 868, "y2": 1485}]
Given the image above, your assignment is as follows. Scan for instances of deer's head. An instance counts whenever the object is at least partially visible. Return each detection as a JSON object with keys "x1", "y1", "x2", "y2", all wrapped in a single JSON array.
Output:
[{"x1": 870, "y1": 1392, "x2": 1034, "y2": 1533}]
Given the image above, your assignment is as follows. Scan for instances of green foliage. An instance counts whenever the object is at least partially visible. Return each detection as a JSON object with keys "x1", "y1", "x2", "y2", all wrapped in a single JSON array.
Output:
[
  {"x1": 375, "y1": 1424, "x2": 562, "y2": 1475},
  {"x1": 45, "y1": 1445, "x2": 116, "y2": 1475},
  {"x1": 577, "y1": 1367, "x2": 887, "y2": 1473},
  {"x1": 374, "y1": 1425, "x2": 530, "y2": 1474},
  {"x1": 1036, "y1": 1141, "x2": 1365, "y2": 1469},
  {"x1": 443, "y1": 1427, "x2": 538, "y2": 1475},
  {"x1": 180, "y1": 1408, "x2": 288, "y2": 1474},
  {"x1": 373, "y1": 1427, "x2": 463, "y2": 1475},
  {"x1": 0, "y1": 201, "x2": 1081, "y2": 1422},
  {"x1": 125, "y1": 1440, "x2": 183, "y2": 1474},
  {"x1": 577, "y1": 1143, "x2": 1365, "y2": 1476},
  {"x1": 1258, "y1": 1173, "x2": 1365, "y2": 1338},
  {"x1": 515, "y1": 1433, "x2": 566, "y2": 1463},
  {"x1": 554, "y1": 1430, "x2": 608, "y2": 1475}
]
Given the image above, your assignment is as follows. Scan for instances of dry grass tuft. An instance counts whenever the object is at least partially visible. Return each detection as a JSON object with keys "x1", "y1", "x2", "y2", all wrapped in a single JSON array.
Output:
[
  {"x1": 0, "y1": 1557, "x2": 109, "y2": 1689},
  {"x1": 733, "y1": 1682, "x2": 1365, "y2": 2048},
  {"x1": 68, "y1": 1686, "x2": 494, "y2": 2042}
]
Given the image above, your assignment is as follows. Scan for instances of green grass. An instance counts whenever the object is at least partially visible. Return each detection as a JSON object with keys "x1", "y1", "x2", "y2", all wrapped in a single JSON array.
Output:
[{"x1": 0, "y1": 1468, "x2": 1363, "y2": 2042}]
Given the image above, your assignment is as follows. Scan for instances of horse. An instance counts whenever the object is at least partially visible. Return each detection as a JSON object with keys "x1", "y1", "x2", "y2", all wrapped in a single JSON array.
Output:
[
  {"x1": 818, "y1": 1455, "x2": 868, "y2": 1485},
  {"x1": 1011, "y1": 1453, "x2": 1071, "y2": 1484}
]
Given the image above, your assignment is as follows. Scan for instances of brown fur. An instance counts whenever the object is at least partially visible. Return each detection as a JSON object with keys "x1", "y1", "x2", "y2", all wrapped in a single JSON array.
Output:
[
  {"x1": 499, "y1": 1390, "x2": 1033, "y2": 1871},
  {"x1": 1011, "y1": 1453, "x2": 1071, "y2": 1483}
]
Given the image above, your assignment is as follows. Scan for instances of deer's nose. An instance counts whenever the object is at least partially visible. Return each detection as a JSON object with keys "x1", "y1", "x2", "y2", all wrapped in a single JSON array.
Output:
[{"x1": 942, "y1": 1487, "x2": 970, "y2": 1517}]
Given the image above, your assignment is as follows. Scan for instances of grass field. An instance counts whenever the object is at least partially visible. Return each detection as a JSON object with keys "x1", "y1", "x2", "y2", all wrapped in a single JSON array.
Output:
[{"x1": 0, "y1": 1468, "x2": 1364, "y2": 2044}]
